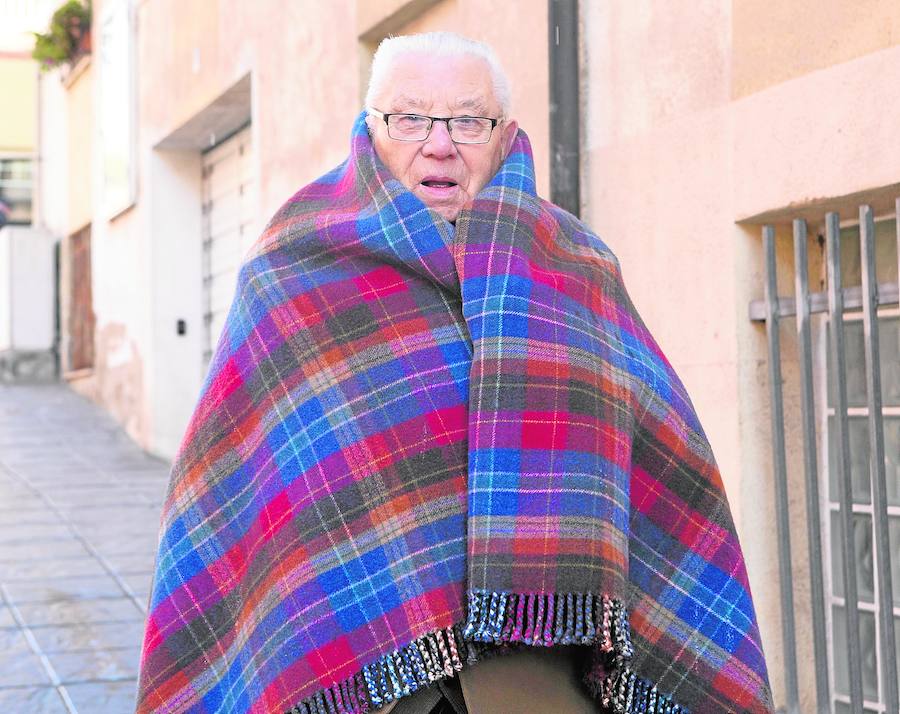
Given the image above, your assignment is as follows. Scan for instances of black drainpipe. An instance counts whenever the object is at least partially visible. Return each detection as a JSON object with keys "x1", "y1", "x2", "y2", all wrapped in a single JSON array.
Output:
[{"x1": 548, "y1": 0, "x2": 581, "y2": 217}]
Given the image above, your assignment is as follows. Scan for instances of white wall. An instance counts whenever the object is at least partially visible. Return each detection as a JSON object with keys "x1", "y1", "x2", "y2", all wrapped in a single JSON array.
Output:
[
  {"x1": 0, "y1": 226, "x2": 55, "y2": 351},
  {"x1": 0, "y1": 230, "x2": 10, "y2": 348},
  {"x1": 36, "y1": 69, "x2": 69, "y2": 238},
  {"x1": 146, "y1": 148, "x2": 205, "y2": 458}
]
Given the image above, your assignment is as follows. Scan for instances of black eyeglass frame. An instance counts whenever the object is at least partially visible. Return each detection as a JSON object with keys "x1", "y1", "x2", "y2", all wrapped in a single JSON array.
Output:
[{"x1": 367, "y1": 108, "x2": 501, "y2": 144}]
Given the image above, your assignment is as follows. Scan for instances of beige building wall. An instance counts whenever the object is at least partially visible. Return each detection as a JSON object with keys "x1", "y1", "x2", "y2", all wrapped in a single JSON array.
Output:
[
  {"x1": 0, "y1": 54, "x2": 36, "y2": 153},
  {"x1": 36, "y1": 68, "x2": 69, "y2": 237},
  {"x1": 732, "y1": 0, "x2": 900, "y2": 99},
  {"x1": 583, "y1": 2, "x2": 900, "y2": 710},
  {"x1": 65, "y1": 61, "x2": 93, "y2": 235}
]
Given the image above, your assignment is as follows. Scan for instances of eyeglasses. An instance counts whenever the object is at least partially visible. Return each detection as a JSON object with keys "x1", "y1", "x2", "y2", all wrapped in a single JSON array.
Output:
[{"x1": 368, "y1": 108, "x2": 500, "y2": 144}]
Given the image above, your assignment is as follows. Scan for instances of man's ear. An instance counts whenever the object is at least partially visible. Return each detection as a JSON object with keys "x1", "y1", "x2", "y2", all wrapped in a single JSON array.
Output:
[{"x1": 501, "y1": 119, "x2": 519, "y2": 159}]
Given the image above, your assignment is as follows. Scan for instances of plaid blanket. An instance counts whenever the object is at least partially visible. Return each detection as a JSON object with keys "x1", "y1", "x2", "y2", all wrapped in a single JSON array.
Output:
[{"x1": 137, "y1": 113, "x2": 773, "y2": 713}]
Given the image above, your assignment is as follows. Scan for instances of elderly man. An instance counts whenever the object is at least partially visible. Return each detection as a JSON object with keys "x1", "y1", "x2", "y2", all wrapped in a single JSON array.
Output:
[{"x1": 137, "y1": 33, "x2": 772, "y2": 714}]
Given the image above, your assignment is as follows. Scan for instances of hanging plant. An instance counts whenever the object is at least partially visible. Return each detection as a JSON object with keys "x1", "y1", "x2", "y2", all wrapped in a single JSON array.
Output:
[{"x1": 32, "y1": 1, "x2": 92, "y2": 71}]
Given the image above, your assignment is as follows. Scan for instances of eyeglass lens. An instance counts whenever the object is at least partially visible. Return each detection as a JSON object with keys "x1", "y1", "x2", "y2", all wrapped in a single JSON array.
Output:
[{"x1": 387, "y1": 115, "x2": 494, "y2": 143}]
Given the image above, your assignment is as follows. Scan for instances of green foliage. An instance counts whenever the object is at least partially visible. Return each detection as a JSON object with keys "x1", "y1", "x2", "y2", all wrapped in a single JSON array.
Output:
[{"x1": 31, "y1": 1, "x2": 92, "y2": 71}]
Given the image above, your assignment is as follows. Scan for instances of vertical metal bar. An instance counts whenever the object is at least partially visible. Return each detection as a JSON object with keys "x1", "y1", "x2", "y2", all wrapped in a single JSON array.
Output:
[
  {"x1": 763, "y1": 225, "x2": 800, "y2": 713},
  {"x1": 826, "y1": 211, "x2": 865, "y2": 712},
  {"x1": 548, "y1": 0, "x2": 581, "y2": 217},
  {"x1": 859, "y1": 205, "x2": 898, "y2": 712},
  {"x1": 792, "y1": 219, "x2": 830, "y2": 712}
]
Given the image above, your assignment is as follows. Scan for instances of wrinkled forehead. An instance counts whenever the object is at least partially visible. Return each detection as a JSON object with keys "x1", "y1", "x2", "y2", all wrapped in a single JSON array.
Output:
[{"x1": 377, "y1": 52, "x2": 499, "y2": 115}]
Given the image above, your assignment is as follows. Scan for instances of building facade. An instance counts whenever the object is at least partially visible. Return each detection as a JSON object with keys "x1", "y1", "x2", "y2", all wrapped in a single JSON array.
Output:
[
  {"x1": 0, "y1": 0, "x2": 58, "y2": 380},
  {"x1": 32, "y1": 0, "x2": 900, "y2": 711}
]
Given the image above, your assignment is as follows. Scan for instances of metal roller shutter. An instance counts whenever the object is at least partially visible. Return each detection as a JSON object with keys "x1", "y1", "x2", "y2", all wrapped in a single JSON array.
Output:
[{"x1": 201, "y1": 124, "x2": 255, "y2": 364}]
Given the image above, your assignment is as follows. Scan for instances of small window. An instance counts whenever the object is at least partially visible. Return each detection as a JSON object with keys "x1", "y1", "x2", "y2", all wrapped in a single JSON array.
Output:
[{"x1": 0, "y1": 158, "x2": 33, "y2": 225}]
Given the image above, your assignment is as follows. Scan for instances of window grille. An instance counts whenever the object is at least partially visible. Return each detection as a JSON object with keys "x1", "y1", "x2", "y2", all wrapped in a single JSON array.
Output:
[{"x1": 750, "y1": 203, "x2": 899, "y2": 713}]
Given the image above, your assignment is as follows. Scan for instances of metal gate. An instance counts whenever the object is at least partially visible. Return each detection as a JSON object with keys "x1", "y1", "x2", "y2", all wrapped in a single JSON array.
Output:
[{"x1": 751, "y1": 202, "x2": 899, "y2": 713}]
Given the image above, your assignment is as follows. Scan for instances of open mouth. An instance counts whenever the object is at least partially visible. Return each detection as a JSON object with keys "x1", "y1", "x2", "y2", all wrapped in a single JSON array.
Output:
[{"x1": 421, "y1": 179, "x2": 458, "y2": 189}]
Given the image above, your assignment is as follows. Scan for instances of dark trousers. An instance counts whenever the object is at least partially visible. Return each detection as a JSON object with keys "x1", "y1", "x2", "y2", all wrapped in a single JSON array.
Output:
[{"x1": 377, "y1": 646, "x2": 597, "y2": 714}]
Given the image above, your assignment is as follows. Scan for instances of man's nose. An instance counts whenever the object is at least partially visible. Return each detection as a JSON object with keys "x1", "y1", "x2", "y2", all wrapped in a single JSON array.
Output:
[{"x1": 422, "y1": 120, "x2": 456, "y2": 158}]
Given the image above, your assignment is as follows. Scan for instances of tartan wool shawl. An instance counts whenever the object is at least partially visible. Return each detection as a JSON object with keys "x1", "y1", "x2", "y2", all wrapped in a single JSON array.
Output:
[{"x1": 137, "y1": 113, "x2": 773, "y2": 714}]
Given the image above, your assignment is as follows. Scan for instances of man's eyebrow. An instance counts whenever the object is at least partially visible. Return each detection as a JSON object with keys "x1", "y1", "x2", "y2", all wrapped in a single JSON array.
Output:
[
  {"x1": 454, "y1": 97, "x2": 490, "y2": 115},
  {"x1": 388, "y1": 95, "x2": 492, "y2": 115},
  {"x1": 390, "y1": 94, "x2": 428, "y2": 112}
]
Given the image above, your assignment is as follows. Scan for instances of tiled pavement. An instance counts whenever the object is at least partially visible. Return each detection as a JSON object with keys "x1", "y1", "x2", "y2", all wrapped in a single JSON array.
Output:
[{"x1": 0, "y1": 383, "x2": 170, "y2": 713}]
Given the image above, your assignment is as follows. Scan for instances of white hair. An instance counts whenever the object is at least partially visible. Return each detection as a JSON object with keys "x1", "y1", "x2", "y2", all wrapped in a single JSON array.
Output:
[{"x1": 365, "y1": 32, "x2": 512, "y2": 118}]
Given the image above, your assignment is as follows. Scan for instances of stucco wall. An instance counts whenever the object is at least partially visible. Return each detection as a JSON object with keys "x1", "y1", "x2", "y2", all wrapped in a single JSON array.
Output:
[
  {"x1": 66, "y1": 60, "x2": 93, "y2": 235},
  {"x1": 732, "y1": 0, "x2": 900, "y2": 99},
  {"x1": 37, "y1": 68, "x2": 69, "y2": 236},
  {"x1": 583, "y1": 2, "x2": 900, "y2": 710},
  {"x1": 0, "y1": 55, "x2": 36, "y2": 153},
  {"x1": 84, "y1": 0, "x2": 549, "y2": 458},
  {"x1": 582, "y1": 2, "x2": 746, "y2": 506},
  {"x1": 137, "y1": 0, "x2": 359, "y2": 222},
  {"x1": 734, "y1": 43, "x2": 900, "y2": 222},
  {"x1": 132, "y1": 0, "x2": 360, "y2": 456}
]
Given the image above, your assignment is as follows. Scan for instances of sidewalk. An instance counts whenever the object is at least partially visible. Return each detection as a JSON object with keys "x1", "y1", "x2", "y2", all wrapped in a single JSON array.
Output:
[{"x1": 0, "y1": 383, "x2": 170, "y2": 713}]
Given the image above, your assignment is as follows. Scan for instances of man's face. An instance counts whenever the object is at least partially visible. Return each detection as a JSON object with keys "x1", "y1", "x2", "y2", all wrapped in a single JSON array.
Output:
[{"x1": 369, "y1": 53, "x2": 518, "y2": 222}]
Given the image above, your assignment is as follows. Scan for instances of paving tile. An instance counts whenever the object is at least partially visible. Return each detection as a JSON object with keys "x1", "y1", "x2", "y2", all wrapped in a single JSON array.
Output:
[
  {"x1": 0, "y1": 524, "x2": 73, "y2": 545},
  {"x1": 76, "y1": 517, "x2": 162, "y2": 535},
  {"x1": 0, "y1": 385, "x2": 169, "y2": 711},
  {"x1": 86, "y1": 534, "x2": 159, "y2": 557},
  {"x1": 4, "y1": 575, "x2": 126, "y2": 604},
  {"x1": 104, "y1": 553, "x2": 157, "y2": 575},
  {"x1": 68, "y1": 505, "x2": 161, "y2": 527},
  {"x1": 77, "y1": 456, "x2": 159, "y2": 470},
  {"x1": 0, "y1": 432, "x2": 50, "y2": 439},
  {"x1": 51, "y1": 490, "x2": 141, "y2": 509},
  {"x1": 16, "y1": 464, "x2": 98, "y2": 474},
  {"x1": 120, "y1": 572, "x2": 154, "y2": 595},
  {"x1": 0, "y1": 496, "x2": 47, "y2": 513},
  {"x1": 2, "y1": 556, "x2": 108, "y2": 581},
  {"x1": 0, "y1": 539, "x2": 90, "y2": 562},
  {"x1": 0, "y1": 626, "x2": 30, "y2": 651},
  {"x1": 49, "y1": 646, "x2": 142, "y2": 684},
  {"x1": 0, "y1": 649, "x2": 52, "y2": 686},
  {"x1": 64, "y1": 678, "x2": 138, "y2": 713},
  {"x1": 0, "y1": 485, "x2": 36, "y2": 500},
  {"x1": 0, "y1": 510, "x2": 63, "y2": 527},
  {"x1": 16, "y1": 597, "x2": 144, "y2": 627},
  {"x1": 0, "y1": 686, "x2": 68, "y2": 714},
  {"x1": 2, "y1": 452, "x2": 72, "y2": 464},
  {"x1": 26, "y1": 477, "x2": 110, "y2": 490},
  {"x1": 29, "y1": 620, "x2": 146, "y2": 653}
]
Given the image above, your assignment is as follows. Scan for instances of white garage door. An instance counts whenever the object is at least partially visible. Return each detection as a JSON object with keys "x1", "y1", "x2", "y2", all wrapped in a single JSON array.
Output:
[{"x1": 201, "y1": 124, "x2": 256, "y2": 363}]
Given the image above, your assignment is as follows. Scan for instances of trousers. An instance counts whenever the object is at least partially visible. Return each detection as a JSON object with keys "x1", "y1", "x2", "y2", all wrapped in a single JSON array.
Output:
[{"x1": 376, "y1": 645, "x2": 598, "y2": 714}]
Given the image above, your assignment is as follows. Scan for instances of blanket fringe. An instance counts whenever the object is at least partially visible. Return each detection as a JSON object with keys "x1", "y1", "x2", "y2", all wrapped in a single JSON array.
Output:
[
  {"x1": 463, "y1": 589, "x2": 632, "y2": 654},
  {"x1": 287, "y1": 673, "x2": 367, "y2": 714},
  {"x1": 289, "y1": 591, "x2": 686, "y2": 714},
  {"x1": 590, "y1": 667, "x2": 688, "y2": 714},
  {"x1": 464, "y1": 589, "x2": 686, "y2": 713},
  {"x1": 287, "y1": 624, "x2": 486, "y2": 714}
]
